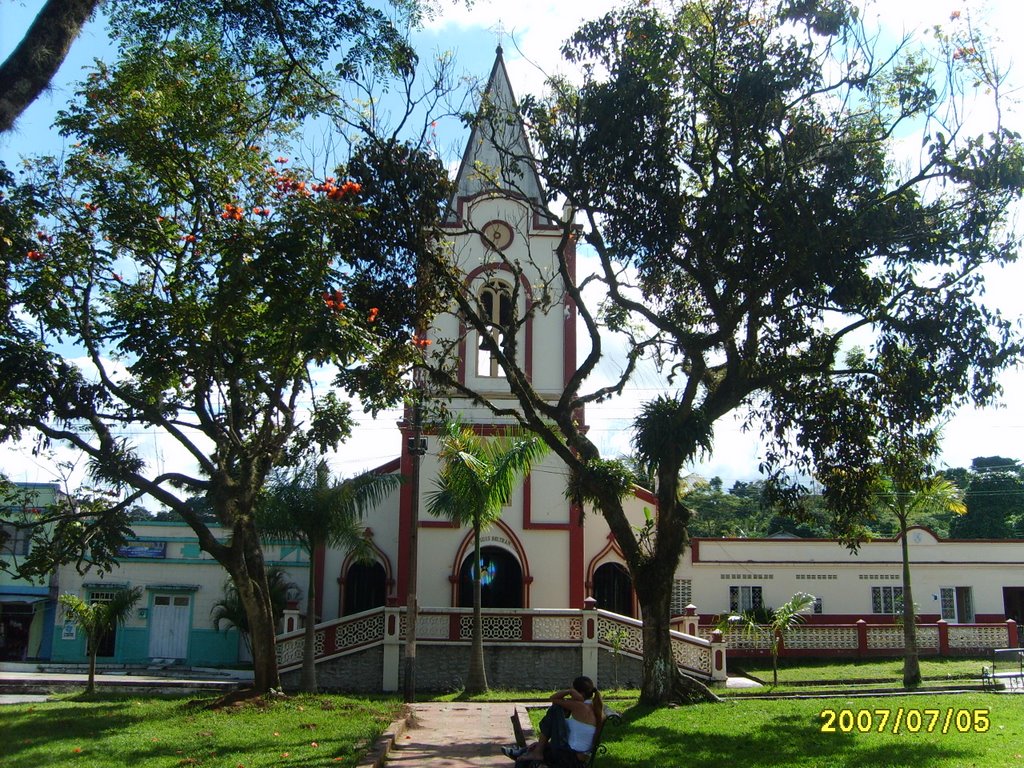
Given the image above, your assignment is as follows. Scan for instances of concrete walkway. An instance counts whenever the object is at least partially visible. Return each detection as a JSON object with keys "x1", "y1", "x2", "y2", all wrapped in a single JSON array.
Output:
[
  {"x1": 373, "y1": 702, "x2": 532, "y2": 768},
  {"x1": 0, "y1": 666, "x2": 245, "y2": 697}
]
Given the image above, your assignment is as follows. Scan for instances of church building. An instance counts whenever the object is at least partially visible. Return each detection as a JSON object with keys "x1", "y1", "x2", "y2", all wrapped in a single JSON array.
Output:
[{"x1": 316, "y1": 46, "x2": 649, "y2": 625}]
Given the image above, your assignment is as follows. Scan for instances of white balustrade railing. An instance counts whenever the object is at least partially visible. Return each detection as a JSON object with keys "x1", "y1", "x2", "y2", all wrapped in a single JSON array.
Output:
[{"x1": 275, "y1": 605, "x2": 723, "y2": 680}]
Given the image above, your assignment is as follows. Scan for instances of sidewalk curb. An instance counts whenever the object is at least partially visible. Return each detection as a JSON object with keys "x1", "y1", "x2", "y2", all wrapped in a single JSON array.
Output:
[{"x1": 358, "y1": 705, "x2": 412, "y2": 768}]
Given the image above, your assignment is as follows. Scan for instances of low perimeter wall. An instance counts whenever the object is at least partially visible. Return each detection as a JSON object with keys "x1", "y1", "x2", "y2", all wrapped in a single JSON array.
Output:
[
  {"x1": 279, "y1": 605, "x2": 1022, "y2": 692},
  {"x1": 698, "y1": 617, "x2": 1020, "y2": 659},
  {"x1": 277, "y1": 605, "x2": 724, "y2": 693}
]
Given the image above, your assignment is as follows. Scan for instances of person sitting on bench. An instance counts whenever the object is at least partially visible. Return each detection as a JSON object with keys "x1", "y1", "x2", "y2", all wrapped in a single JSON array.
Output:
[{"x1": 503, "y1": 676, "x2": 604, "y2": 766}]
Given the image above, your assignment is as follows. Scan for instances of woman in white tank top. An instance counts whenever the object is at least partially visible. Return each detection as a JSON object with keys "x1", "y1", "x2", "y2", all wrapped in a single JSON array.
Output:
[{"x1": 503, "y1": 676, "x2": 605, "y2": 766}]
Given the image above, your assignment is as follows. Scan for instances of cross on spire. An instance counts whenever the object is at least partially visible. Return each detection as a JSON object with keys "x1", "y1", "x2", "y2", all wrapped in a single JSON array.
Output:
[{"x1": 490, "y1": 20, "x2": 506, "y2": 54}]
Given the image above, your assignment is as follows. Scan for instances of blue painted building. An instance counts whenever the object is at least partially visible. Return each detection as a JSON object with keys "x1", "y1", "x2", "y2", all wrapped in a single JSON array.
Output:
[
  {"x1": 1, "y1": 482, "x2": 61, "y2": 662},
  {"x1": 50, "y1": 519, "x2": 309, "y2": 667},
  {"x1": 4, "y1": 480, "x2": 309, "y2": 667}
]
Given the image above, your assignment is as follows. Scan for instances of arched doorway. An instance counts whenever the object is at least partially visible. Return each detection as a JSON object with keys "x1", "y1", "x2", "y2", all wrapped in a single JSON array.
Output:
[
  {"x1": 343, "y1": 561, "x2": 387, "y2": 615},
  {"x1": 593, "y1": 562, "x2": 633, "y2": 617},
  {"x1": 458, "y1": 546, "x2": 523, "y2": 608}
]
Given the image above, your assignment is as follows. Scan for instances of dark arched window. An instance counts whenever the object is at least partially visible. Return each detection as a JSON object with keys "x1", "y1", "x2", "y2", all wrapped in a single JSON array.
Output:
[
  {"x1": 344, "y1": 561, "x2": 387, "y2": 615},
  {"x1": 458, "y1": 546, "x2": 523, "y2": 608},
  {"x1": 593, "y1": 562, "x2": 633, "y2": 617},
  {"x1": 476, "y1": 280, "x2": 513, "y2": 377}
]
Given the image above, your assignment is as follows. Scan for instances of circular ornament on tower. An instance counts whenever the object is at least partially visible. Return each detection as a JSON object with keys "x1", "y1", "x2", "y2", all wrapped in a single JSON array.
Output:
[{"x1": 481, "y1": 219, "x2": 514, "y2": 252}]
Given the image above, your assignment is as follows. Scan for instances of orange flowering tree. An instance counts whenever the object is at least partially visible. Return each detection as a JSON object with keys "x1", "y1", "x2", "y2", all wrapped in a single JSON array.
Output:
[{"x1": 0, "y1": 36, "x2": 451, "y2": 693}]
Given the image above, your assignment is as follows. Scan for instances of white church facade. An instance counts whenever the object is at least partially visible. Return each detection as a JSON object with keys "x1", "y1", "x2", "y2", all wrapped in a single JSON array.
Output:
[{"x1": 317, "y1": 46, "x2": 619, "y2": 624}]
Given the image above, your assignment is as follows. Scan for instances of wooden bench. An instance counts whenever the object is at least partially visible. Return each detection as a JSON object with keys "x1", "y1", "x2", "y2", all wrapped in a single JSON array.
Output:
[{"x1": 510, "y1": 707, "x2": 623, "y2": 768}]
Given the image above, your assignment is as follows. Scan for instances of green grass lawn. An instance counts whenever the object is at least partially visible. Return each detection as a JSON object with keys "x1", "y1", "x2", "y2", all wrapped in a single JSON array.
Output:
[
  {"x1": 0, "y1": 693, "x2": 404, "y2": 768},
  {"x1": 732, "y1": 656, "x2": 992, "y2": 684},
  {"x1": 520, "y1": 658, "x2": 1021, "y2": 768},
  {"x1": 567, "y1": 693, "x2": 1024, "y2": 768},
  {"x1": 2, "y1": 662, "x2": 1018, "y2": 768}
]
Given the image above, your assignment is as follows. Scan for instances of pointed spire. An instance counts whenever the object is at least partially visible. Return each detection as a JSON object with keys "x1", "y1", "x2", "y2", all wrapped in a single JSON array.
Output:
[{"x1": 447, "y1": 48, "x2": 545, "y2": 220}]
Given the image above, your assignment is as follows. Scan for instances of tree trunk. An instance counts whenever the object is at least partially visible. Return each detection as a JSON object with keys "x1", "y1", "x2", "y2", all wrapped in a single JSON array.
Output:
[
  {"x1": 0, "y1": 0, "x2": 100, "y2": 133},
  {"x1": 300, "y1": 548, "x2": 318, "y2": 693},
  {"x1": 86, "y1": 640, "x2": 97, "y2": 695},
  {"x1": 633, "y1": 561, "x2": 717, "y2": 705},
  {"x1": 900, "y1": 516, "x2": 921, "y2": 687},
  {"x1": 771, "y1": 633, "x2": 780, "y2": 688},
  {"x1": 224, "y1": 522, "x2": 282, "y2": 694},
  {"x1": 465, "y1": 525, "x2": 488, "y2": 694},
  {"x1": 572, "y1": 439, "x2": 717, "y2": 705}
]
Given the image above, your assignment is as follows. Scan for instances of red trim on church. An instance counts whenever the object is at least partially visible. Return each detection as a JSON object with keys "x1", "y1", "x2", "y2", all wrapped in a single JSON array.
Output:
[
  {"x1": 396, "y1": 419, "x2": 415, "y2": 604},
  {"x1": 337, "y1": 530, "x2": 394, "y2": 616},
  {"x1": 447, "y1": 518, "x2": 535, "y2": 607}
]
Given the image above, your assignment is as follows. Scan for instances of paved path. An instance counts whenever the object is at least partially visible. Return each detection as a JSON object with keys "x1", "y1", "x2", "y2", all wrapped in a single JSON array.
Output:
[
  {"x1": 0, "y1": 694, "x2": 49, "y2": 705},
  {"x1": 382, "y1": 702, "x2": 531, "y2": 768}
]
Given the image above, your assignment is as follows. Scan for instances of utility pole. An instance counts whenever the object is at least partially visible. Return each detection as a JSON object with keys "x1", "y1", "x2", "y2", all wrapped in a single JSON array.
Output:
[{"x1": 403, "y1": 389, "x2": 426, "y2": 703}]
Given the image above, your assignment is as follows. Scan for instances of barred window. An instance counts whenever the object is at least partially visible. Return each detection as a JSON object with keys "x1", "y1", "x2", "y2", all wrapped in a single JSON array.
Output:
[
  {"x1": 729, "y1": 585, "x2": 763, "y2": 613},
  {"x1": 1, "y1": 523, "x2": 30, "y2": 556},
  {"x1": 871, "y1": 585, "x2": 903, "y2": 614},
  {"x1": 940, "y1": 586, "x2": 975, "y2": 623}
]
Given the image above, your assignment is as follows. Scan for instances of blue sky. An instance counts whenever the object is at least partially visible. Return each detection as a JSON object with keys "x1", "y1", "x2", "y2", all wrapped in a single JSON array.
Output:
[{"x1": 3, "y1": 0, "x2": 1024, "y2": 489}]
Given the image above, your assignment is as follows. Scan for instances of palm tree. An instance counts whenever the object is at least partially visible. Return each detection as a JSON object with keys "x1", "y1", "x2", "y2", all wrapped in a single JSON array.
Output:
[
  {"x1": 59, "y1": 586, "x2": 143, "y2": 694},
  {"x1": 875, "y1": 474, "x2": 966, "y2": 687},
  {"x1": 258, "y1": 460, "x2": 401, "y2": 692},
  {"x1": 426, "y1": 420, "x2": 547, "y2": 694},
  {"x1": 723, "y1": 591, "x2": 815, "y2": 687},
  {"x1": 211, "y1": 566, "x2": 299, "y2": 660}
]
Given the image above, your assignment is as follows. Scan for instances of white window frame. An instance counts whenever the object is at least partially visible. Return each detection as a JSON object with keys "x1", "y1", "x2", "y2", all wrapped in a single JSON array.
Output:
[{"x1": 939, "y1": 586, "x2": 975, "y2": 624}]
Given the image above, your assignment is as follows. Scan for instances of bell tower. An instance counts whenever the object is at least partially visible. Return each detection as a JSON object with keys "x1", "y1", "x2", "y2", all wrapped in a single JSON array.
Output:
[
  {"x1": 395, "y1": 46, "x2": 585, "y2": 612},
  {"x1": 439, "y1": 45, "x2": 577, "y2": 411}
]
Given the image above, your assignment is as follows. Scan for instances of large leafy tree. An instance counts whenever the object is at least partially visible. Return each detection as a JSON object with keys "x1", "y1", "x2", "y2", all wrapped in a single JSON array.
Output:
[
  {"x1": 258, "y1": 461, "x2": 401, "y2": 692},
  {"x1": 949, "y1": 457, "x2": 1024, "y2": 538},
  {"x1": 59, "y1": 586, "x2": 143, "y2": 694},
  {"x1": 426, "y1": 421, "x2": 548, "y2": 694},
  {"x1": 0, "y1": 0, "x2": 421, "y2": 134},
  {"x1": 0, "y1": 34, "x2": 450, "y2": 693},
  {"x1": 685, "y1": 479, "x2": 768, "y2": 537},
  {"x1": 425, "y1": 0, "x2": 1022, "y2": 705}
]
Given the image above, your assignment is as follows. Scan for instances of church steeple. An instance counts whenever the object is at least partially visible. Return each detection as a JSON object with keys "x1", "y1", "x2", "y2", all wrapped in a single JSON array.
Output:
[{"x1": 448, "y1": 47, "x2": 546, "y2": 220}]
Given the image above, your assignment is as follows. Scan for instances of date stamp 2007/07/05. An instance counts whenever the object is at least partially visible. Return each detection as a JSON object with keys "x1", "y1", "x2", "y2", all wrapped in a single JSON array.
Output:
[{"x1": 819, "y1": 708, "x2": 990, "y2": 734}]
